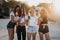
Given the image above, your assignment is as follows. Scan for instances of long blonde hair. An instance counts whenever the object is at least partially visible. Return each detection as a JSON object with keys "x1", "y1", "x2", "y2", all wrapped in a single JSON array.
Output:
[{"x1": 40, "y1": 8, "x2": 48, "y2": 20}]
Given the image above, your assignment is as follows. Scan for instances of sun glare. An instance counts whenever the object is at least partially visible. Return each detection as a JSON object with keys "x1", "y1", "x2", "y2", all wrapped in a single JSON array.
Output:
[
  {"x1": 54, "y1": 0, "x2": 60, "y2": 12},
  {"x1": 16, "y1": 0, "x2": 52, "y2": 6}
]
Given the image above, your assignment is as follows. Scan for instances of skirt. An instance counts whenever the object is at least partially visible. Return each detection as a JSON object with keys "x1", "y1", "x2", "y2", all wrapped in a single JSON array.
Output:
[{"x1": 39, "y1": 25, "x2": 49, "y2": 34}]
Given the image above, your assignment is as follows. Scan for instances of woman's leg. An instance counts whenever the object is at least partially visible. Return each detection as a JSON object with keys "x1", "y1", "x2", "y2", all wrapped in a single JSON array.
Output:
[
  {"x1": 45, "y1": 32, "x2": 50, "y2": 40},
  {"x1": 16, "y1": 27, "x2": 21, "y2": 40},
  {"x1": 8, "y1": 29, "x2": 14, "y2": 40},
  {"x1": 39, "y1": 32, "x2": 44, "y2": 40},
  {"x1": 32, "y1": 32, "x2": 37, "y2": 40},
  {"x1": 22, "y1": 26, "x2": 26, "y2": 40},
  {"x1": 27, "y1": 32, "x2": 31, "y2": 40}
]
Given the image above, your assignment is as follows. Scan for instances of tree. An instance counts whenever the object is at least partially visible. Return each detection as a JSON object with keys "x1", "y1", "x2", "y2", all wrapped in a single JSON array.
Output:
[{"x1": 0, "y1": 0, "x2": 30, "y2": 17}]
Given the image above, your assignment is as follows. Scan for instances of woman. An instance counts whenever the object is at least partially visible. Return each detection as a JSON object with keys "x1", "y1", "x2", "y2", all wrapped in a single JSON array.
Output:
[
  {"x1": 38, "y1": 8, "x2": 50, "y2": 40},
  {"x1": 7, "y1": 7, "x2": 15, "y2": 40},
  {"x1": 14, "y1": 5, "x2": 21, "y2": 27},
  {"x1": 7, "y1": 5, "x2": 21, "y2": 40},
  {"x1": 16, "y1": 7, "x2": 26, "y2": 40},
  {"x1": 27, "y1": 8, "x2": 39, "y2": 40}
]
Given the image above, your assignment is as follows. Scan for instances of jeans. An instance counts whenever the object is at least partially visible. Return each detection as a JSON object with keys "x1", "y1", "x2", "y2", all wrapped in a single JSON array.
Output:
[{"x1": 16, "y1": 25, "x2": 26, "y2": 40}]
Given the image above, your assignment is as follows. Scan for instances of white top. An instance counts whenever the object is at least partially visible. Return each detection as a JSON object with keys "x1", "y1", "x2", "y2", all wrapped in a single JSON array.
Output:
[
  {"x1": 28, "y1": 16, "x2": 38, "y2": 26},
  {"x1": 10, "y1": 13, "x2": 28, "y2": 23},
  {"x1": 10, "y1": 11, "x2": 14, "y2": 20},
  {"x1": 20, "y1": 17, "x2": 25, "y2": 23},
  {"x1": 10, "y1": 11, "x2": 20, "y2": 21},
  {"x1": 14, "y1": 16, "x2": 20, "y2": 21},
  {"x1": 20, "y1": 15, "x2": 28, "y2": 23}
]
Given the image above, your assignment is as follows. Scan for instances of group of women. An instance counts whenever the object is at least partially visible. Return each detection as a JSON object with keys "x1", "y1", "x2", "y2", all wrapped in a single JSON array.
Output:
[{"x1": 7, "y1": 5, "x2": 50, "y2": 40}]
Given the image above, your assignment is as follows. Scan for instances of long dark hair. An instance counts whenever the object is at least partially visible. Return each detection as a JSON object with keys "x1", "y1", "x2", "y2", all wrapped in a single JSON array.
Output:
[
  {"x1": 14, "y1": 5, "x2": 21, "y2": 17},
  {"x1": 21, "y1": 7, "x2": 25, "y2": 17}
]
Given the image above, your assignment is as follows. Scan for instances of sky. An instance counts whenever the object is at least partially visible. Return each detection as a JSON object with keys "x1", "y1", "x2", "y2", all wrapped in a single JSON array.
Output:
[{"x1": 16, "y1": 0, "x2": 53, "y2": 6}]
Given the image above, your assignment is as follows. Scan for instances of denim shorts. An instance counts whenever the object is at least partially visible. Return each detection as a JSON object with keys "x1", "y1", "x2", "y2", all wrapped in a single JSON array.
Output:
[
  {"x1": 7, "y1": 21, "x2": 15, "y2": 29},
  {"x1": 27, "y1": 26, "x2": 38, "y2": 33}
]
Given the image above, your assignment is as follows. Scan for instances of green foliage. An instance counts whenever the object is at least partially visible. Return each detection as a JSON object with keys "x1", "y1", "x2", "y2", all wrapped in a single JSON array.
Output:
[{"x1": 0, "y1": 0, "x2": 30, "y2": 17}]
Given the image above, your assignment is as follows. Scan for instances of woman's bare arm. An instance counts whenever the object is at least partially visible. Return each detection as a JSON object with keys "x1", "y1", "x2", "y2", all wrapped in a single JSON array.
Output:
[{"x1": 37, "y1": 17, "x2": 42, "y2": 26}]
